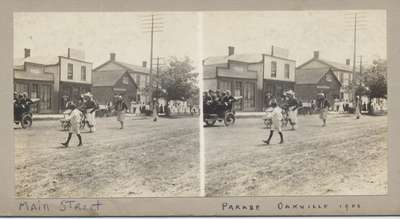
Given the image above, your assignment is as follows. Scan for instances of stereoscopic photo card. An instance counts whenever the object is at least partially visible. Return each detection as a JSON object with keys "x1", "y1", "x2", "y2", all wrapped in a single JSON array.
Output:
[{"x1": 0, "y1": 0, "x2": 399, "y2": 216}]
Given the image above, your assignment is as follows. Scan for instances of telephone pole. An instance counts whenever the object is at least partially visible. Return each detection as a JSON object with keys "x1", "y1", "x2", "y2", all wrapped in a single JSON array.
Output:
[
  {"x1": 141, "y1": 13, "x2": 163, "y2": 104},
  {"x1": 153, "y1": 56, "x2": 166, "y2": 101},
  {"x1": 345, "y1": 12, "x2": 367, "y2": 101}
]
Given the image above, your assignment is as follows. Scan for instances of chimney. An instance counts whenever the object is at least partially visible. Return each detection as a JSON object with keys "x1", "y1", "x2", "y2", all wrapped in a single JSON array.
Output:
[
  {"x1": 24, "y1": 48, "x2": 31, "y2": 58},
  {"x1": 228, "y1": 46, "x2": 235, "y2": 56},
  {"x1": 110, "y1": 53, "x2": 116, "y2": 61},
  {"x1": 346, "y1": 59, "x2": 351, "y2": 65},
  {"x1": 313, "y1": 51, "x2": 319, "y2": 59},
  {"x1": 142, "y1": 61, "x2": 147, "y2": 68}
]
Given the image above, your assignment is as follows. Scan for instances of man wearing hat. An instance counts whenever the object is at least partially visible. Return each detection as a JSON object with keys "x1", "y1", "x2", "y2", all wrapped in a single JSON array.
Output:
[
  {"x1": 318, "y1": 92, "x2": 330, "y2": 127},
  {"x1": 114, "y1": 95, "x2": 128, "y2": 129},
  {"x1": 83, "y1": 92, "x2": 98, "y2": 133},
  {"x1": 286, "y1": 90, "x2": 300, "y2": 130}
]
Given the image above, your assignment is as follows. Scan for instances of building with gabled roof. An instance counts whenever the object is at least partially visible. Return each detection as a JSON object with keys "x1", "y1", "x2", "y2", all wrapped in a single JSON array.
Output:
[
  {"x1": 93, "y1": 53, "x2": 150, "y2": 104},
  {"x1": 91, "y1": 69, "x2": 137, "y2": 105},
  {"x1": 295, "y1": 67, "x2": 341, "y2": 105},
  {"x1": 296, "y1": 51, "x2": 358, "y2": 101}
]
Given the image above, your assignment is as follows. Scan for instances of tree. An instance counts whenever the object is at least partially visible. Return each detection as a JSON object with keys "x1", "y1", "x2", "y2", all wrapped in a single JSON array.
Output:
[
  {"x1": 354, "y1": 59, "x2": 387, "y2": 114},
  {"x1": 361, "y1": 59, "x2": 387, "y2": 99},
  {"x1": 155, "y1": 56, "x2": 199, "y2": 103}
]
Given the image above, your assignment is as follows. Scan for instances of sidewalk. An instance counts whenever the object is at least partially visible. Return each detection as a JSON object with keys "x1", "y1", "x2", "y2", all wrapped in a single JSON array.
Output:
[
  {"x1": 32, "y1": 113, "x2": 197, "y2": 121},
  {"x1": 235, "y1": 111, "x2": 355, "y2": 119}
]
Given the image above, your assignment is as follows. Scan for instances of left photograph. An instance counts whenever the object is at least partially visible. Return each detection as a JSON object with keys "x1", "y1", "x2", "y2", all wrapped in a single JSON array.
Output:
[{"x1": 13, "y1": 12, "x2": 200, "y2": 198}]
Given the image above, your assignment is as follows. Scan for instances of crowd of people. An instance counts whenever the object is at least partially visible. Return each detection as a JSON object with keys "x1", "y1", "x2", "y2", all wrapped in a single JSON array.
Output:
[
  {"x1": 263, "y1": 90, "x2": 302, "y2": 145},
  {"x1": 203, "y1": 89, "x2": 236, "y2": 116},
  {"x1": 13, "y1": 92, "x2": 33, "y2": 122},
  {"x1": 61, "y1": 93, "x2": 131, "y2": 147}
]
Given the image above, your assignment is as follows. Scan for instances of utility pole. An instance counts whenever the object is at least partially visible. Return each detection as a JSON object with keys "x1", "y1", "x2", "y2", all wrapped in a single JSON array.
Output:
[
  {"x1": 141, "y1": 13, "x2": 163, "y2": 117},
  {"x1": 359, "y1": 55, "x2": 363, "y2": 86},
  {"x1": 153, "y1": 56, "x2": 166, "y2": 101},
  {"x1": 352, "y1": 13, "x2": 357, "y2": 100},
  {"x1": 345, "y1": 11, "x2": 367, "y2": 102}
]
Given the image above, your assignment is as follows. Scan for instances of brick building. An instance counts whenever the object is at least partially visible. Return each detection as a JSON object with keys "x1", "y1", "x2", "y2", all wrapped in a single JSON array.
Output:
[
  {"x1": 296, "y1": 51, "x2": 358, "y2": 102},
  {"x1": 295, "y1": 67, "x2": 341, "y2": 105},
  {"x1": 93, "y1": 53, "x2": 150, "y2": 104},
  {"x1": 203, "y1": 46, "x2": 296, "y2": 112},
  {"x1": 92, "y1": 69, "x2": 137, "y2": 105}
]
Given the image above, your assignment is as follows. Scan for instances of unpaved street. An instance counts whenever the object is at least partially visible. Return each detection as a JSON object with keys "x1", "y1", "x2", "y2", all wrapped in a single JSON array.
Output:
[
  {"x1": 15, "y1": 116, "x2": 200, "y2": 198},
  {"x1": 205, "y1": 113, "x2": 387, "y2": 196}
]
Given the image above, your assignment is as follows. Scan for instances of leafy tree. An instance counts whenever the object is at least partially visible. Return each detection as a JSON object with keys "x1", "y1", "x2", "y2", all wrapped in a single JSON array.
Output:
[
  {"x1": 359, "y1": 59, "x2": 387, "y2": 99},
  {"x1": 152, "y1": 56, "x2": 199, "y2": 103},
  {"x1": 354, "y1": 59, "x2": 387, "y2": 114}
]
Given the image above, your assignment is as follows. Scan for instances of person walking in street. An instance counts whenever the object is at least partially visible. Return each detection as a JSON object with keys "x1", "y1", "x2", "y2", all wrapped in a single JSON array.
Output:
[
  {"x1": 263, "y1": 101, "x2": 284, "y2": 145},
  {"x1": 83, "y1": 93, "x2": 98, "y2": 133},
  {"x1": 355, "y1": 96, "x2": 362, "y2": 119},
  {"x1": 61, "y1": 103, "x2": 83, "y2": 147},
  {"x1": 318, "y1": 93, "x2": 330, "y2": 127},
  {"x1": 286, "y1": 90, "x2": 300, "y2": 130},
  {"x1": 114, "y1": 95, "x2": 128, "y2": 129},
  {"x1": 152, "y1": 98, "x2": 159, "y2": 122}
]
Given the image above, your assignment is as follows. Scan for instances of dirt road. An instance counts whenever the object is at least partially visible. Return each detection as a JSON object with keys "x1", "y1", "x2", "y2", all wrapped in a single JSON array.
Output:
[
  {"x1": 205, "y1": 113, "x2": 387, "y2": 196},
  {"x1": 15, "y1": 116, "x2": 200, "y2": 198}
]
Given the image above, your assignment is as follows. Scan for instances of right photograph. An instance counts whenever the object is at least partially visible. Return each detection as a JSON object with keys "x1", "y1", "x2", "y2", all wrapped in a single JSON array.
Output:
[{"x1": 202, "y1": 10, "x2": 387, "y2": 196}]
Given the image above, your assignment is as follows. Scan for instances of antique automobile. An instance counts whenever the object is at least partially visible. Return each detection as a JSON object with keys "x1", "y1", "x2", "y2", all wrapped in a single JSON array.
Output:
[
  {"x1": 14, "y1": 98, "x2": 39, "y2": 129},
  {"x1": 203, "y1": 96, "x2": 241, "y2": 127}
]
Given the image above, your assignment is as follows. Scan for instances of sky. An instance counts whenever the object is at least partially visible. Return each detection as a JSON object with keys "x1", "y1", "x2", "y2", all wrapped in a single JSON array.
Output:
[
  {"x1": 202, "y1": 10, "x2": 386, "y2": 67},
  {"x1": 14, "y1": 10, "x2": 386, "y2": 71}
]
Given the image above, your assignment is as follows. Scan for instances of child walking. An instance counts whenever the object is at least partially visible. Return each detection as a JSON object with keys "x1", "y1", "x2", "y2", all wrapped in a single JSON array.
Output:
[
  {"x1": 263, "y1": 102, "x2": 284, "y2": 145},
  {"x1": 61, "y1": 103, "x2": 82, "y2": 147}
]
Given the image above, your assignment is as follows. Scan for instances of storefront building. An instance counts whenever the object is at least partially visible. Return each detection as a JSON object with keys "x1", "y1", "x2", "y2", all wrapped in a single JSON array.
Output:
[
  {"x1": 13, "y1": 48, "x2": 93, "y2": 113},
  {"x1": 203, "y1": 46, "x2": 296, "y2": 112}
]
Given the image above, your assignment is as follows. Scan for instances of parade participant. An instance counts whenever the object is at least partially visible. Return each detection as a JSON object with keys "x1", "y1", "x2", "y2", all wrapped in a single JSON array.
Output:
[
  {"x1": 83, "y1": 93, "x2": 98, "y2": 133},
  {"x1": 318, "y1": 93, "x2": 330, "y2": 127},
  {"x1": 286, "y1": 90, "x2": 300, "y2": 130},
  {"x1": 61, "y1": 103, "x2": 83, "y2": 147},
  {"x1": 223, "y1": 90, "x2": 235, "y2": 111},
  {"x1": 355, "y1": 96, "x2": 362, "y2": 119},
  {"x1": 264, "y1": 92, "x2": 273, "y2": 109},
  {"x1": 152, "y1": 98, "x2": 159, "y2": 122},
  {"x1": 114, "y1": 95, "x2": 128, "y2": 129},
  {"x1": 263, "y1": 101, "x2": 284, "y2": 145}
]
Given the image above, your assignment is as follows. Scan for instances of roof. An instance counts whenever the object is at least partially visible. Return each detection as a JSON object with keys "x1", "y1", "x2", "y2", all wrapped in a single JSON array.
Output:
[
  {"x1": 116, "y1": 61, "x2": 150, "y2": 74},
  {"x1": 203, "y1": 53, "x2": 263, "y2": 65},
  {"x1": 295, "y1": 67, "x2": 332, "y2": 84},
  {"x1": 14, "y1": 56, "x2": 59, "y2": 66},
  {"x1": 14, "y1": 71, "x2": 54, "y2": 81},
  {"x1": 92, "y1": 69, "x2": 129, "y2": 86},
  {"x1": 94, "y1": 60, "x2": 151, "y2": 74},
  {"x1": 319, "y1": 59, "x2": 358, "y2": 72},
  {"x1": 297, "y1": 58, "x2": 359, "y2": 72}
]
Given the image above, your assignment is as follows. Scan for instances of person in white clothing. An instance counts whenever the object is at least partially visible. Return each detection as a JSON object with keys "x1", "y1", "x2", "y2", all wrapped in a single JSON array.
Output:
[
  {"x1": 263, "y1": 102, "x2": 284, "y2": 145},
  {"x1": 62, "y1": 103, "x2": 83, "y2": 147}
]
